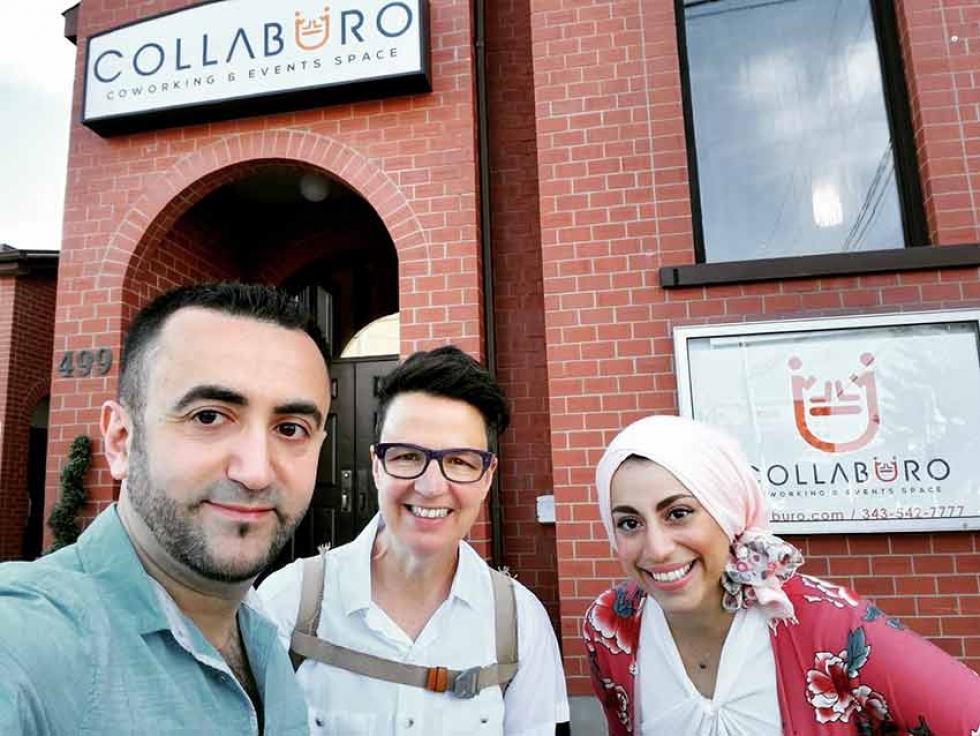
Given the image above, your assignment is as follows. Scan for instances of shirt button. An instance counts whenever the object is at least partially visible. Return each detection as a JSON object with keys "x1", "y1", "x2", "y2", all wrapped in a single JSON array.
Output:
[
  {"x1": 314, "y1": 714, "x2": 325, "y2": 727},
  {"x1": 480, "y1": 716, "x2": 489, "y2": 725},
  {"x1": 406, "y1": 717, "x2": 415, "y2": 728}
]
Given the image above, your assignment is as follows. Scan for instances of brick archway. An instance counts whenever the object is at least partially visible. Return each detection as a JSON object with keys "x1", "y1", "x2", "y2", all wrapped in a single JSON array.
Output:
[
  {"x1": 46, "y1": 132, "x2": 438, "y2": 532},
  {"x1": 21, "y1": 381, "x2": 50, "y2": 429},
  {"x1": 97, "y1": 130, "x2": 427, "y2": 295},
  {"x1": 47, "y1": 127, "x2": 486, "y2": 539},
  {"x1": 0, "y1": 379, "x2": 52, "y2": 560}
]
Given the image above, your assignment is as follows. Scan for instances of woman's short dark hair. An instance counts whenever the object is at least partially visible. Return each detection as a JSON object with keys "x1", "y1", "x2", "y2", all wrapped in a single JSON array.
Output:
[
  {"x1": 375, "y1": 346, "x2": 510, "y2": 444},
  {"x1": 119, "y1": 282, "x2": 330, "y2": 416}
]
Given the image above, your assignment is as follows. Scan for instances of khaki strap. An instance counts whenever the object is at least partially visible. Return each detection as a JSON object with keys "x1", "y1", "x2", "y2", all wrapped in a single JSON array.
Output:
[
  {"x1": 289, "y1": 554, "x2": 520, "y2": 697},
  {"x1": 290, "y1": 631, "x2": 518, "y2": 698},
  {"x1": 489, "y1": 568, "x2": 518, "y2": 693},
  {"x1": 289, "y1": 549, "x2": 327, "y2": 671}
]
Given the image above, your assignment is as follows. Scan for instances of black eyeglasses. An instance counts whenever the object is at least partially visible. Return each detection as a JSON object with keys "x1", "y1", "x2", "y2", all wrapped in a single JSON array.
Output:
[{"x1": 374, "y1": 442, "x2": 495, "y2": 483}]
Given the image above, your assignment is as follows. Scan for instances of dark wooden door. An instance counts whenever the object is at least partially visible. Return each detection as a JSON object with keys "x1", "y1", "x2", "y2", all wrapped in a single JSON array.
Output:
[
  {"x1": 281, "y1": 355, "x2": 398, "y2": 562},
  {"x1": 22, "y1": 427, "x2": 47, "y2": 560},
  {"x1": 264, "y1": 284, "x2": 397, "y2": 574}
]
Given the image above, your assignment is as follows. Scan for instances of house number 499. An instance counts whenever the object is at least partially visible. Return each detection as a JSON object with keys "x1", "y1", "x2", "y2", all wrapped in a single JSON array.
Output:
[{"x1": 58, "y1": 349, "x2": 113, "y2": 378}]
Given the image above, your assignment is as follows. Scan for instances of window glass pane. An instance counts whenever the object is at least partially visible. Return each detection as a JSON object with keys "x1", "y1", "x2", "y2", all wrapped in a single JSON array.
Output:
[
  {"x1": 684, "y1": 0, "x2": 904, "y2": 262},
  {"x1": 339, "y1": 313, "x2": 399, "y2": 358}
]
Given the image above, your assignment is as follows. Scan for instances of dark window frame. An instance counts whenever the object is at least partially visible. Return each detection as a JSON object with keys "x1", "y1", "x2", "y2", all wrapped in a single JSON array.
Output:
[{"x1": 669, "y1": 0, "x2": 929, "y2": 286}]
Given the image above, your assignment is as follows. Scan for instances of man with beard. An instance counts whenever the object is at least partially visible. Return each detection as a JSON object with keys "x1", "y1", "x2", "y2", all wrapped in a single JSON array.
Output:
[{"x1": 0, "y1": 283, "x2": 331, "y2": 735}]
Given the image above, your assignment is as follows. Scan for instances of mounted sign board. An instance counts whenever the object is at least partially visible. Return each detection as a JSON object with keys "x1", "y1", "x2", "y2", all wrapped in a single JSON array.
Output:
[
  {"x1": 674, "y1": 311, "x2": 980, "y2": 534},
  {"x1": 82, "y1": 0, "x2": 430, "y2": 135}
]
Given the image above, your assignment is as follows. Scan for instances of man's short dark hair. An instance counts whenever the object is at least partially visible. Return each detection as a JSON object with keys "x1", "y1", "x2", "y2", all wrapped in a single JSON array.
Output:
[
  {"x1": 375, "y1": 346, "x2": 510, "y2": 444},
  {"x1": 119, "y1": 282, "x2": 330, "y2": 416}
]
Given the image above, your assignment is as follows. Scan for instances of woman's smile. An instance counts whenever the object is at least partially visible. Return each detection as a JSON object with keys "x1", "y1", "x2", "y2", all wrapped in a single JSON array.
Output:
[
  {"x1": 406, "y1": 504, "x2": 452, "y2": 520},
  {"x1": 644, "y1": 559, "x2": 697, "y2": 588}
]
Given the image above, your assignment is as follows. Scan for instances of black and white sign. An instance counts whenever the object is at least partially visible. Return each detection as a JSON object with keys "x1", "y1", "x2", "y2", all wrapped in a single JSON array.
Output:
[
  {"x1": 82, "y1": 0, "x2": 430, "y2": 134},
  {"x1": 674, "y1": 311, "x2": 980, "y2": 534}
]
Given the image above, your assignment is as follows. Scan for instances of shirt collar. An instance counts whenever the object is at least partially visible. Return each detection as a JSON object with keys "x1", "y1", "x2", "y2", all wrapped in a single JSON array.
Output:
[
  {"x1": 75, "y1": 505, "x2": 287, "y2": 695},
  {"x1": 337, "y1": 513, "x2": 489, "y2": 616},
  {"x1": 338, "y1": 513, "x2": 382, "y2": 616},
  {"x1": 146, "y1": 575, "x2": 279, "y2": 672},
  {"x1": 446, "y1": 538, "x2": 487, "y2": 609},
  {"x1": 75, "y1": 505, "x2": 171, "y2": 636}
]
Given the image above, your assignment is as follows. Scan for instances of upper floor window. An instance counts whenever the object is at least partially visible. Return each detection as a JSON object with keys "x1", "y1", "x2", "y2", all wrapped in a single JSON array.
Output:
[{"x1": 679, "y1": 0, "x2": 924, "y2": 263}]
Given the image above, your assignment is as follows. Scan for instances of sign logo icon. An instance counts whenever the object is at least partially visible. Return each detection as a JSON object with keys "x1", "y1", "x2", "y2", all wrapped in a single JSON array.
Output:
[
  {"x1": 788, "y1": 352, "x2": 880, "y2": 453},
  {"x1": 295, "y1": 7, "x2": 330, "y2": 50},
  {"x1": 873, "y1": 457, "x2": 898, "y2": 482}
]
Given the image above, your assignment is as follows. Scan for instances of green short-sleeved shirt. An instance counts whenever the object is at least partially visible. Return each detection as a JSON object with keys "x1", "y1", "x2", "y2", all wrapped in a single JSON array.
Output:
[{"x1": 0, "y1": 506, "x2": 309, "y2": 735}]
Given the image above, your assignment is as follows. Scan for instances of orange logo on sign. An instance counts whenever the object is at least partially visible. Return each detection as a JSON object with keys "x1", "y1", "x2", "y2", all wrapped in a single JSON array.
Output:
[
  {"x1": 788, "y1": 352, "x2": 880, "y2": 453},
  {"x1": 295, "y1": 7, "x2": 330, "y2": 51}
]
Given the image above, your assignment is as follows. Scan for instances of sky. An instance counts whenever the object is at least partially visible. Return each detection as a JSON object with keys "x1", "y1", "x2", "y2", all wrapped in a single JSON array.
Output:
[{"x1": 0, "y1": 3, "x2": 76, "y2": 252}]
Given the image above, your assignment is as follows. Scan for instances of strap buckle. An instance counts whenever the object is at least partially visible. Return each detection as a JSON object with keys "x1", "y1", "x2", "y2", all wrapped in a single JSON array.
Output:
[
  {"x1": 425, "y1": 666, "x2": 449, "y2": 693},
  {"x1": 452, "y1": 666, "x2": 482, "y2": 699}
]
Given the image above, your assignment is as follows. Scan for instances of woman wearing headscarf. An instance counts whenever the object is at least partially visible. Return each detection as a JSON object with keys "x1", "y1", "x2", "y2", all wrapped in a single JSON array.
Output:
[{"x1": 582, "y1": 415, "x2": 980, "y2": 735}]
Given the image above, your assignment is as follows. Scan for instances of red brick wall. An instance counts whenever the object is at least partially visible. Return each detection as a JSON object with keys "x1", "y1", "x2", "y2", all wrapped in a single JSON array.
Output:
[
  {"x1": 487, "y1": 0, "x2": 560, "y2": 626},
  {"x1": 125, "y1": 209, "x2": 240, "y2": 308},
  {"x1": 527, "y1": 0, "x2": 980, "y2": 694},
  {"x1": 896, "y1": 0, "x2": 980, "y2": 244},
  {"x1": 0, "y1": 279, "x2": 17, "y2": 557},
  {"x1": 48, "y1": 0, "x2": 486, "y2": 543},
  {"x1": 0, "y1": 275, "x2": 57, "y2": 560}
]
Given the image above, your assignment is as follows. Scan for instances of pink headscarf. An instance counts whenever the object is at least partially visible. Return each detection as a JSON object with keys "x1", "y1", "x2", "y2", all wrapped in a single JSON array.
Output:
[{"x1": 595, "y1": 415, "x2": 802, "y2": 623}]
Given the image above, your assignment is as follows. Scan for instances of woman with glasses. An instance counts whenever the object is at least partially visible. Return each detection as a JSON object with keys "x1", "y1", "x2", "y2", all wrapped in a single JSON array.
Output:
[
  {"x1": 582, "y1": 414, "x2": 980, "y2": 736},
  {"x1": 259, "y1": 346, "x2": 569, "y2": 735}
]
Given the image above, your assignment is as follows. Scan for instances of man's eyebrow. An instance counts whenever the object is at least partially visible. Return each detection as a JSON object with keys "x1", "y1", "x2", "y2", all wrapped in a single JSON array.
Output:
[
  {"x1": 171, "y1": 387, "x2": 324, "y2": 429},
  {"x1": 172, "y1": 385, "x2": 247, "y2": 413},
  {"x1": 274, "y1": 401, "x2": 324, "y2": 430}
]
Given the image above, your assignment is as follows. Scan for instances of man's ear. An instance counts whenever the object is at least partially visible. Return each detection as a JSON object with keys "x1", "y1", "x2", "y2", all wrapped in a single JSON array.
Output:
[{"x1": 101, "y1": 400, "x2": 132, "y2": 480}]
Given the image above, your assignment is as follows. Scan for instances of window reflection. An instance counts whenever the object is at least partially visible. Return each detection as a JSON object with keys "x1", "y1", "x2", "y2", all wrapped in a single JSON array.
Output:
[
  {"x1": 683, "y1": 0, "x2": 904, "y2": 262},
  {"x1": 339, "y1": 313, "x2": 399, "y2": 358}
]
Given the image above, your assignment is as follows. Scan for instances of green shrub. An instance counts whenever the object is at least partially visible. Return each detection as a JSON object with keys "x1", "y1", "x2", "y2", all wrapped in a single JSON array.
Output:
[{"x1": 45, "y1": 435, "x2": 92, "y2": 553}]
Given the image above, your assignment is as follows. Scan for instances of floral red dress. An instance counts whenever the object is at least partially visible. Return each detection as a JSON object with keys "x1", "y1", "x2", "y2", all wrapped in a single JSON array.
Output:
[{"x1": 582, "y1": 574, "x2": 980, "y2": 735}]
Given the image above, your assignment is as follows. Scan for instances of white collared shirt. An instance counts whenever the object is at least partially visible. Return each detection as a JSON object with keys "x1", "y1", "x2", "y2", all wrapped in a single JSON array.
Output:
[
  {"x1": 258, "y1": 515, "x2": 569, "y2": 736},
  {"x1": 636, "y1": 602, "x2": 781, "y2": 735}
]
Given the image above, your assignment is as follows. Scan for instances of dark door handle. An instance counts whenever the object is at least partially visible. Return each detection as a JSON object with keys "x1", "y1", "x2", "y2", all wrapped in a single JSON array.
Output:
[
  {"x1": 340, "y1": 469, "x2": 353, "y2": 512},
  {"x1": 357, "y1": 468, "x2": 370, "y2": 513}
]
